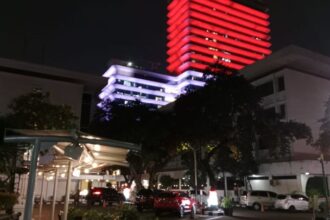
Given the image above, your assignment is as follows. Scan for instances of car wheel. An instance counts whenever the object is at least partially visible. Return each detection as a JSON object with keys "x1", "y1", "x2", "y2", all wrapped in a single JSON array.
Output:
[
  {"x1": 178, "y1": 206, "x2": 184, "y2": 218},
  {"x1": 289, "y1": 205, "x2": 295, "y2": 211},
  {"x1": 253, "y1": 203, "x2": 261, "y2": 211}
]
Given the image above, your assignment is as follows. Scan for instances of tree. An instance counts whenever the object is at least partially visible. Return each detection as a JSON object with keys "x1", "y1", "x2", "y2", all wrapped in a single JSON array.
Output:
[
  {"x1": 314, "y1": 97, "x2": 330, "y2": 153},
  {"x1": 5, "y1": 90, "x2": 77, "y2": 129},
  {"x1": 0, "y1": 90, "x2": 78, "y2": 193},
  {"x1": 90, "y1": 101, "x2": 177, "y2": 190},
  {"x1": 173, "y1": 72, "x2": 312, "y2": 187}
]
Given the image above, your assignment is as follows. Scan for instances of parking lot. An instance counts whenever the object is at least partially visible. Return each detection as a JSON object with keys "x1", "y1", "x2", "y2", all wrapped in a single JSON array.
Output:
[
  {"x1": 33, "y1": 205, "x2": 313, "y2": 220},
  {"x1": 147, "y1": 207, "x2": 313, "y2": 220}
]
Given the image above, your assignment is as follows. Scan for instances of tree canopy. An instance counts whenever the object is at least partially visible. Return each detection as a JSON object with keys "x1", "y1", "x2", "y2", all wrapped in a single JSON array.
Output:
[
  {"x1": 173, "y1": 72, "x2": 312, "y2": 186},
  {"x1": 5, "y1": 90, "x2": 77, "y2": 130},
  {"x1": 0, "y1": 90, "x2": 78, "y2": 192},
  {"x1": 90, "y1": 101, "x2": 178, "y2": 189}
]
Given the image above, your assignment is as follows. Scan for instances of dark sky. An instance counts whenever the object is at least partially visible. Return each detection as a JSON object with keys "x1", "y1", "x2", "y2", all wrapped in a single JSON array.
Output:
[{"x1": 0, "y1": 0, "x2": 329, "y2": 75}]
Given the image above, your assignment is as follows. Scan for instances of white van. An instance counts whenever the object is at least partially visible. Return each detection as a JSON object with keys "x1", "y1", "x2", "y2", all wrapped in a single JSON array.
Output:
[{"x1": 240, "y1": 190, "x2": 277, "y2": 210}]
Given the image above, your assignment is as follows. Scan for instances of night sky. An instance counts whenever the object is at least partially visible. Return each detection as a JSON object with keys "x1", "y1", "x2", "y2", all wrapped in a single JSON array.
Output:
[{"x1": 0, "y1": 0, "x2": 329, "y2": 75}]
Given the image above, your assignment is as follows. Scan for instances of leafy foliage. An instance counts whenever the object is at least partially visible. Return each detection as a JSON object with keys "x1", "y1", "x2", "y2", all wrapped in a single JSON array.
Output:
[
  {"x1": 5, "y1": 90, "x2": 77, "y2": 130},
  {"x1": 314, "y1": 97, "x2": 330, "y2": 153},
  {"x1": 90, "y1": 101, "x2": 177, "y2": 189},
  {"x1": 173, "y1": 72, "x2": 312, "y2": 185},
  {"x1": 0, "y1": 192, "x2": 18, "y2": 211},
  {"x1": 0, "y1": 90, "x2": 78, "y2": 193},
  {"x1": 68, "y1": 204, "x2": 139, "y2": 220}
]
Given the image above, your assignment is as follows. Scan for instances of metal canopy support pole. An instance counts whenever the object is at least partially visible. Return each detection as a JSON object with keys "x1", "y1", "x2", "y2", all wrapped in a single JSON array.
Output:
[
  {"x1": 193, "y1": 149, "x2": 198, "y2": 201},
  {"x1": 23, "y1": 138, "x2": 41, "y2": 220},
  {"x1": 38, "y1": 173, "x2": 45, "y2": 219},
  {"x1": 51, "y1": 169, "x2": 59, "y2": 220},
  {"x1": 63, "y1": 161, "x2": 72, "y2": 220}
]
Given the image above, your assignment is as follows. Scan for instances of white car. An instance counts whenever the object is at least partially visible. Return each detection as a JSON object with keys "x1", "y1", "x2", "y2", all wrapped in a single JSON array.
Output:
[{"x1": 274, "y1": 194, "x2": 309, "y2": 211}]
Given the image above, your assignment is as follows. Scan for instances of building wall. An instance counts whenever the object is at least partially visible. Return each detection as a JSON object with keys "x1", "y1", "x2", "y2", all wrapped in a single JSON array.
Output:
[
  {"x1": 0, "y1": 71, "x2": 83, "y2": 121},
  {"x1": 285, "y1": 69, "x2": 330, "y2": 154}
]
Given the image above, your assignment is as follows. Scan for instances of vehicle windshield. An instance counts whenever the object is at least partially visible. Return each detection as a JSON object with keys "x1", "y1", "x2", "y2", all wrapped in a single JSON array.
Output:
[{"x1": 277, "y1": 194, "x2": 286, "y2": 199}]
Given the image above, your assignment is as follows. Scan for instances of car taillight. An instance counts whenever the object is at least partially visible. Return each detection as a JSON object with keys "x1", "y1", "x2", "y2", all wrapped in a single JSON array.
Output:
[{"x1": 93, "y1": 191, "x2": 101, "y2": 195}]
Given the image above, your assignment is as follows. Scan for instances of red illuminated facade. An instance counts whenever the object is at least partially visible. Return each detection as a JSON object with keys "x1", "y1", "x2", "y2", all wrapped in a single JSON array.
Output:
[{"x1": 167, "y1": 0, "x2": 271, "y2": 74}]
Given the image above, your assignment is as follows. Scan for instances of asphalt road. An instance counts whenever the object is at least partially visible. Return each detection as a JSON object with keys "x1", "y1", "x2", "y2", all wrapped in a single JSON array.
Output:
[
  {"x1": 33, "y1": 205, "x2": 314, "y2": 220},
  {"x1": 153, "y1": 207, "x2": 313, "y2": 220}
]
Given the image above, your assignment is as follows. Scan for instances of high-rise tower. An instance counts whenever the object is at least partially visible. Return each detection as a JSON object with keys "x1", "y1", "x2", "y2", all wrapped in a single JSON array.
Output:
[{"x1": 167, "y1": 0, "x2": 271, "y2": 74}]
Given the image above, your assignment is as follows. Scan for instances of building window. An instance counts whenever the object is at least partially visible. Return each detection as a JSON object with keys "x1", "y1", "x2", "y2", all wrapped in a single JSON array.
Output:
[
  {"x1": 264, "y1": 107, "x2": 276, "y2": 116},
  {"x1": 279, "y1": 104, "x2": 286, "y2": 119},
  {"x1": 256, "y1": 81, "x2": 274, "y2": 97},
  {"x1": 277, "y1": 76, "x2": 285, "y2": 92}
]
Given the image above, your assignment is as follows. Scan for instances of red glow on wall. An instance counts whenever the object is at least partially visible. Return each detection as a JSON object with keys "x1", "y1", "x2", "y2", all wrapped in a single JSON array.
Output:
[{"x1": 167, "y1": 0, "x2": 271, "y2": 75}]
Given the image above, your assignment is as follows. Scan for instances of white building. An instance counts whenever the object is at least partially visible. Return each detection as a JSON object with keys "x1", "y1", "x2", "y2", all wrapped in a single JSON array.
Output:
[
  {"x1": 0, "y1": 57, "x2": 106, "y2": 129},
  {"x1": 241, "y1": 45, "x2": 330, "y2": 194},
  {"x1": 98, "y1": 61, "x2": 205, "y2": 109}
]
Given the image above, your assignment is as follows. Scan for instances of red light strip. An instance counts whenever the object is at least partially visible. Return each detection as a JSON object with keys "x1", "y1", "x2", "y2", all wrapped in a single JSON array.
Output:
[
  {"x1": 190, "y1": 53, "x2": 244, "y2": 69},
  {"x1": 167, "y1": 36, "x2": 190, "y2": 56},
  {"x1": 167, "y1": 0, "x2": 179, "y2": 11},
  {"x1": 167, "y1": 0, "x2": 188, "y2": 18},
  {"x1": 167, "y1": 27, "x2": 190, "y2": 48},
  {"x1": 200, "y1": 0, "x2": 269, "y2": 26},
  {"x1": 215, "y1": 0, "x2": 269, "y2": 19},
  {"x1": 189, "y1": 1, "x2": 270, "y2": 34},
  {"x1": 190, "y1": 20, "x2": 271, "y2": 47},
  {"x1": 189, "y1": 44, "x2": 254, "y2": 65},
  {"x1": 167, "y1": 2, "x2": 189, "y2": 26},
  {"x1": 167, "y1": 11, "x2": 189, "y2": 33},
  {"x1": 189, "y1": 28, "x2": 271, "y2": 55},
  {"x1": 190, "y1": 11, "x2": 269, "y2": 40}
]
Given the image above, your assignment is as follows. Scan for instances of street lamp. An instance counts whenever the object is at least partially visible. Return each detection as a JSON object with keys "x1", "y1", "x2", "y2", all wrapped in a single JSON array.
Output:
[
  {"x1": 186, "y1": 145, "x2": 198, "y2": 201},
  {"x1": 319, "y1": 153, "x2": 329, "y2": 216}
]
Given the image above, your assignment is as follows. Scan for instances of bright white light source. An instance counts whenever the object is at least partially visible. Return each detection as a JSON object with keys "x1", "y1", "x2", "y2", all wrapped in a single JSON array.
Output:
[
  {"x1": 92, "y1": 163, "x2": 98, "y2": 168},
  {"x1": 83, "y1": 155, "x2": 94, "y2": 164},
  {"x1": 123, "y1": 188, "x2": 130, "y2": 200},
  {"x1": 60, "y1": 173, "x2": 66, "y2": 178},
  {"x1": 79, "y1": 189, "x2": 89, "y2": 196},
  {"x1": 84, "y1": 168, "x2": 90, "y2": 174},
  {"x1": 207, "y1": 190, "x2": 218, "y2": 207},
  {"x1": 38, "y1": 172, "x2": 43, "y2": 176},
  {"x1": 127, "y1": 62, "x2": 133, "y2": 67},
  {"x1": 73, "y1": 168, "x2": 81, "y2": 177},
  {"x1": 305, "y1": 172, "x2": 310, "y2": 175},
  {"x1": 94, "y1": 144, "x2": 101, "y2": 151}
]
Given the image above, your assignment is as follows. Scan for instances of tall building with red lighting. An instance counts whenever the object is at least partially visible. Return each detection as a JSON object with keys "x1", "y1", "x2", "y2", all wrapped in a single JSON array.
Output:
[{"x1": 167, "y1": 0, "x2": 271, "y2": 74}]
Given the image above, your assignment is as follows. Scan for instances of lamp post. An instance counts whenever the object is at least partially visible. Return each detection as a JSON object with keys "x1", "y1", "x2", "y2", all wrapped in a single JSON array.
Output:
[
  {"x1": 186, "y1": 145, "x2": 198, "y2": 201},
  {"x1": 319, "y1": 154, "x2": 329, "y2": 216}
]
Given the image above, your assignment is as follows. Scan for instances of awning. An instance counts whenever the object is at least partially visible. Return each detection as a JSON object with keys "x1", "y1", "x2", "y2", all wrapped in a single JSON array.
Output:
[{"x1": 4, "y1": 129, "x2": 140, "y2": 220}]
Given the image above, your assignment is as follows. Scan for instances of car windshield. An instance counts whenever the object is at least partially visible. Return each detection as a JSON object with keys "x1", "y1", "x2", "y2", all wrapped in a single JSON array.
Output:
[{"x1": 277, "y1": 194, "x2": 286, "y2": 199}]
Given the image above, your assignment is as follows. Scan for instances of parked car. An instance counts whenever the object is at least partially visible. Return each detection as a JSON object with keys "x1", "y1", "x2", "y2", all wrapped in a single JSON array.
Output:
[
  {"x1": 135, "y1": 188, "x2": 163, "y2": 212},
  {"x1": 86, "y1": 187, "x2": 124, "y2": 206},
  {"x1": 274, "y1": 194, "x2": 309, "y2": 211},
  {"x1": 240, "y1": 190, "x2": 277, "y2": 210},
  {"x1": 154, "y1": 191, "x2": 197, "y2": 218}
]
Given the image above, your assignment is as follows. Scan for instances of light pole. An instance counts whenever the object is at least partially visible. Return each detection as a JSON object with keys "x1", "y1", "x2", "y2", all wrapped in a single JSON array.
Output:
[
  {"x1": 187, "y1": 145, "x2": 198, "y2": 201},
  {"x1": 319, "y1": 153, "x2": 329, "y2": 216}
]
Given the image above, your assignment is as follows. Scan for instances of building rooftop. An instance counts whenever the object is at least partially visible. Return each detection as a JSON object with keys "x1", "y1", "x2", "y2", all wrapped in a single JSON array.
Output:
[
  {"x1": 241, "y1": 45, "x2": 330, "y2": 81},
  {"x1": 0, "y1": 57, "x2": 106, "y2": 90}
]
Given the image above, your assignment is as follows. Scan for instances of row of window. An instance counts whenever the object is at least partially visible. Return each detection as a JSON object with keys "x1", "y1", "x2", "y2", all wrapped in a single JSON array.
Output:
[{"x1": 255, "y1": 76, "x2": 285, "y2": 97}]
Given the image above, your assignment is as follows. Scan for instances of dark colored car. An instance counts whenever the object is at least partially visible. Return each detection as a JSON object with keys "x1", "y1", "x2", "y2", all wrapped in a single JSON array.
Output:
[
  {"x1": 135, "y1": 189, "x2": 163, "y2": 212},
  {"x1": 87, "y1": 187, "x2": 124, "y2": 206},
  {"x1": 154, "y1": 191, "x2": 196, "y2": 218}
]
